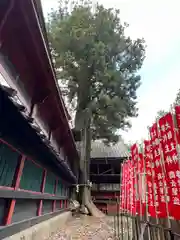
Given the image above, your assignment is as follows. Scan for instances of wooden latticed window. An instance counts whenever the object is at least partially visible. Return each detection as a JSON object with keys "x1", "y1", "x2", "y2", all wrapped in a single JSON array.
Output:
[
  {"x1": 20, "y1": 159, "x2": 43, "y2": 192},
  {"x1": 56, "y1": 179, "x2": 62, "y2": 196},
  {"x1": 64, "y1": 186, "x2": 69, "y2": 197},
  {"x1": 42, "y1": 200, "x2": 53, "y2": 214},
  {"x1": 44, "y1": 172, "x2": 56, "y2": 194},
  {"x1": 0, "y1": 141, "x2": 20, "y2": 187},
  {"x1": 61, "y1": 185, "x2": 65, "y2": 196},
  {"x1": 11, "y1": 199, "x2": 39, "y2": 223},
  {"x1": 61, "y1": 185, "x2": 66, "y2": 197},
  {"x1": 56, "y1": 180, "x2": 69, "y2": 198}
]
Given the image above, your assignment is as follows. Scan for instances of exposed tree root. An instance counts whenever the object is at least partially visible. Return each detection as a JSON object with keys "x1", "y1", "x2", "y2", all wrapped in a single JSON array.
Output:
[{"x1": 82, "y1": 187, "x2": 105, "y2": 218}]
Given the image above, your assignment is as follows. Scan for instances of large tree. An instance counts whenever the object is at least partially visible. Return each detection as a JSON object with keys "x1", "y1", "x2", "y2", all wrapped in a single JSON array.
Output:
[{"x1": 47, "y1": 0, "x2": 146, "y2": 215}]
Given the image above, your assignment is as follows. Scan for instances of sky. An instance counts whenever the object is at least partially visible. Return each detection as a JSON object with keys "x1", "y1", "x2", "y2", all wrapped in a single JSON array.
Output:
[{"x1": 41, "y1": 0, "x2": 180, "y2": 143}]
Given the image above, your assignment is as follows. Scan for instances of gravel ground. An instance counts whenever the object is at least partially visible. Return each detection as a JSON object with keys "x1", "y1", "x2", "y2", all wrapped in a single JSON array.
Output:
[{"x1": 48, "y1": 215, "x2": 116, "y2": 240}]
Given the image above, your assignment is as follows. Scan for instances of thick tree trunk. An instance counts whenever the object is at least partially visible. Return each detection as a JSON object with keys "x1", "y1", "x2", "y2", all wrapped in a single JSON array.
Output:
[
  {"x1": 70, "y1": 157, "x2": 79, "y2": 200},
  {"x1": 78, "y1": 118, "x2": 104, "y2": 218},
  {"x1": 82, "y1": 185, "x2": 104, "y2": 217}
]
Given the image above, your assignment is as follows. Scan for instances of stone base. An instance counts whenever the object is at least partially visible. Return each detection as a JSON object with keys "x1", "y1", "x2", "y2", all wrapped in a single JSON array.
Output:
[{"x1": 3, "y1": 211, "x2": 72, "y2": 240}]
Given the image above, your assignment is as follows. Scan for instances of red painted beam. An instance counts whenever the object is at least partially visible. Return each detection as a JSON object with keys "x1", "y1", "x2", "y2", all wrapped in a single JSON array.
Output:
[
  {"x1": 14, "y1": 156, "x2": 25, "y2": 190},
  {"x1": 0, "y1": 138, "x2": 22, "y2": 155},
  {"x1": 5, "y1": 200, "x2": 16, "y2": 225},
  {"x1": 37, "y1": 169, "x2": 47, "y2": 216},
  {"x1": 5, "y1": 155, "x2": 26, "y2": 225}
]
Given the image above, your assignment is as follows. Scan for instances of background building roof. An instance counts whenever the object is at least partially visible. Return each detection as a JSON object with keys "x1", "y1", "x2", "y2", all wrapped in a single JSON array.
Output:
[
  {"x1": 76, "y1": 138, "x2": 129, "y2": 159},
  {"x1": 90, "y1": 139, "x2": 129, "y2": 159}
]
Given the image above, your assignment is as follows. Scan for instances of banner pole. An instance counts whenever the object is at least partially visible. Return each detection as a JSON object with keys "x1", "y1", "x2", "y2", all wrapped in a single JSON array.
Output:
[
  {"x1": 137, "y1": 145, "x2": 143, "y2": 230},
  {"x1": 112, "y1": 180, "x2": 117, "y2": 239},
  {"x1": 126, "y1": 159, "x2": 131, "y2": 240},
  {"x1": 141, "y1": 141, "x2": 151, "y2": 240},
  {"x1": 171, "y1": 103, "x2": 180, "y2": 159},
  {"x1": 156, "y1": 119, "x2": 172, "y2": 238},
  {"x1": 131, "y1": 145, "x2": 140, "y2": 240},
  {"x1": 146, "y1": 131, "x2": 161, "y2": 240},
  {"x1": 120, "y1": 162, "x2": 124, "y2": 240},
  {"x1": 170, "y1": 104, "x2": 180, "y2": 232}
]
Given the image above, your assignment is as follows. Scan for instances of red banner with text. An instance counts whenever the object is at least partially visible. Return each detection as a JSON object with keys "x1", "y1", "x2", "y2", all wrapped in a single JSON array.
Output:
[
  {"x1": 138, "y1": 153, "x2": 146, "y2": 216},
  {"x1": 175, "y1": 105, "x2": 180, "y2": 144},
  {"x1": 120, "y1": 162, "x2": 125, "y2": 211},
  {"x1": 159, "y1": 113, "x2": 180, "y2": 219},
  {"x1": 144, "y1": 140, "x2": 156, "y2": 217},
  {"x1": 149, "y1": 123, "x2": 168, "y2": 218}
]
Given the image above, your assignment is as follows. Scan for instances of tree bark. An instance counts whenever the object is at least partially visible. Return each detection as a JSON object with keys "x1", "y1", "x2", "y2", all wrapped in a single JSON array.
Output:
[
  {"x1": 70, "y1": 157, "x2": 79, "y2": 200},
  {"x1": 78, "y1": 118, "x2": 104, "y2": 217}
]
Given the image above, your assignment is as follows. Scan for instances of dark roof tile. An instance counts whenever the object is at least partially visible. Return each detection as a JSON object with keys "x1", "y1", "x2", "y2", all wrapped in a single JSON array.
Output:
[
  {"x1": 76, "y1": 139, "x2": 129, "y2": 159},
  {"x1": 90, "y1": 140, "x2": 129, "y2": 158}
]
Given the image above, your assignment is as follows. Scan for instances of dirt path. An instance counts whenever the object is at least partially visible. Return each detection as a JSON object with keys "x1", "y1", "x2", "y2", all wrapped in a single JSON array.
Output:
[{"x1": 48, "y1": 215, "x2": 115, "y2": 239}]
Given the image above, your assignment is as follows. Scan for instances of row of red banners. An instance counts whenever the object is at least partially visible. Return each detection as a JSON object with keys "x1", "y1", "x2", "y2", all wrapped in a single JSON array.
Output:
[{"x1": 120, "y1": 106, "x2": 180, "y2": 220}]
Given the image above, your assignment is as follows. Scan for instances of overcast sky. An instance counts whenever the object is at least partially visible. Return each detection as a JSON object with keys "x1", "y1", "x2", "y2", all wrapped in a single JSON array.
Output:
[{"x1": 41, "y1": 0, "x2": 180, "y2": 143}]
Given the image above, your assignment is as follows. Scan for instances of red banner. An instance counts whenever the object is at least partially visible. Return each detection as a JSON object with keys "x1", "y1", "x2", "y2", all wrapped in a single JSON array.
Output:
[
  {"x1": 175, "y1": 105, "x2": 180, "y2": 144},
  {"x1": 126, "y1": 159, "x2": 132, "y2": 213},
  {"x1": 159, "y1": 113, "x2": 180, "y2": 219},
  {"x1": 131, "y1": 144, "x2": 139, "y2": 215},
  {"x1": 149, "y1": 123, "x2": 168, "y2": 218},
  {"x1": 138, "y1": 153, "x2": 146, "y2": 215},
  {"x1": 120, "y1": 162, "x2": 125, "y2": 211},
  {"x1": 130, "y1": 144, "x2": 139, "y2": 215},
  {"x1": 144, "y1": 140, "x2": 156, "y2": 217},
  {"x1": 123, "y1": 162, "x2": 128, "y2": 211}
]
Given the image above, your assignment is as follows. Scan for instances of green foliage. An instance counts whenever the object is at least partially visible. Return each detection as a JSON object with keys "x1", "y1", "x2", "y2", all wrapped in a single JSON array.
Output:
[
  {"x1": 174, "y1": 89, "x2": 180, "y2": 106},
  {"x1": 155, "y1": 110, "x2": 168, "y2": 121},
  {"x1": 47, "y1": 0, "x2": 146, "y2": 143},
  {"x1": 154, "y1": 87, "x2": 180, "y2": 123}
]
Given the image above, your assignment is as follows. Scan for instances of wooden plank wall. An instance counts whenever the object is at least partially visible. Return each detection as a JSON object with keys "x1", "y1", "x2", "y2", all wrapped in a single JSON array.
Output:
[{"x1": 0, "y1": 138, "x2": 69, "y2": 226}]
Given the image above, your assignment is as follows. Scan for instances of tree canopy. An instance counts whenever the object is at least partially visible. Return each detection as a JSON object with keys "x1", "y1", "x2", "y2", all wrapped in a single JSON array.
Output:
[{"x1": 47, "y1": 0, "x2": 146, "y2": 143}]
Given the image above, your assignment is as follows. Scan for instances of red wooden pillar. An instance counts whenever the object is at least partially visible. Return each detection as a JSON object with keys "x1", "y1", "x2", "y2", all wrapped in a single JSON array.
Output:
[
  {"x1": 5, "y1": 155, "x2": 26, "y2": 225},
  {"x1": 66, "y1": 200, "x2": 68, "y2": 208},
  {"x1": 65, "y1": 200, "x2": 68, "y2": 209},
  {"x1": 37, "y1": 169, "x2": 47, "y2": 216}
]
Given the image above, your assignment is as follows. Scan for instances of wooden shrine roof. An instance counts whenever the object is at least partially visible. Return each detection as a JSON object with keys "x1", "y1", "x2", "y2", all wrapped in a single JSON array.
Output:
[
  {"x1": 90, "y1": 139, "x2": 129, "y2": 159},
  {"x1": 0, "y1": 0, "x2": 78, "y2": 167},
  {"x1": 0, "y1": 0, "x2": 79, "y2": 182},
  {"x1": 0, "y1": 85, "x2": 76, "y2": 182}
]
